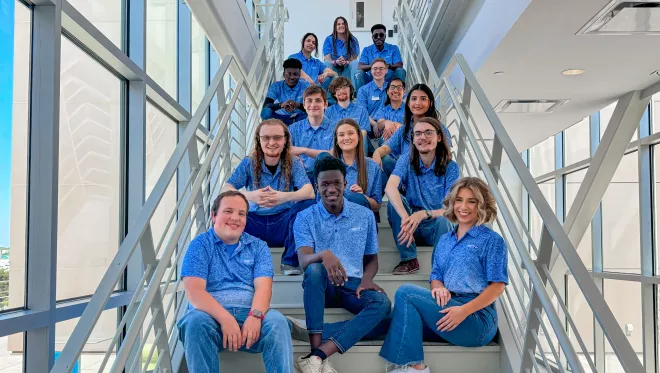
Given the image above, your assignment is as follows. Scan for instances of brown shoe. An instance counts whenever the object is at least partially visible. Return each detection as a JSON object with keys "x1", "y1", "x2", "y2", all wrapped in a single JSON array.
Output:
[{"x1": 392, "y1": 258, "x2": 419, "y2": 275}]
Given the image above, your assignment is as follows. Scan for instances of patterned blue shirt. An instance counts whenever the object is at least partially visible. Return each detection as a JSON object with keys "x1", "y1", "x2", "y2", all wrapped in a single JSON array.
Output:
[
  {"x1": 266, "y1": 79, "x2": 310, "y2": 117},
  {"x1": 325, "y1": 102, "x2": 371, "y2": 134},
  {"x1": 372, "y1": 104, "x2": 405, "y2": 124},
  {"x1": 359, "y1": 43, "x2": 403, "y2": 66},
  {"x1": 289, "y1": 51, "x2": 327, "y2": 83},
  {"x1": 322, "y1": 35, "x2": 360, "y2": 60},
  {"x1": 181, "y1": 229, "x2": 274, "y2": 309},
  {"x1": 289, "y1": 116, "x2": 336, "y2": 169},
  {"x1": 357, "y1": 81, "x2": 388, "y2": 116},
  {"x1": 384, "y1": 122, "x2": 452, "y2": 158},
  {"x1": 226, "y1": 156, "x2": 310, "y2": 215},
  {"x1": 431, "y1": 225, "x2": 508, "y2": 294},
  {"x1": 345, "y1": 157, "x2": 383, "y2": 204},
  {"x1": 294, "y1": 199, "x2": 378, "y2": 279},
  {"x1": 392, "y1": 153, "x2": 460, "y2": 211}
]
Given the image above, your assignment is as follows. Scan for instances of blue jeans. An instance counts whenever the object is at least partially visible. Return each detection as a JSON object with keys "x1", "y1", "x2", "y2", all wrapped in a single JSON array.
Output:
[
  {"x1": 302, "y1": 263, "x2": 392, "y2": 353},
  {"x1": 178, "y1": 308, "x2": 293, "y2": 373},
  {"x1": 355, "y1": 67, "x2": 407, "y2": 91},
  {"x1": 381, "y1": 154, "x2": 398, "y2": 194},
  {"x1": 379, "y1": 284, "x2": 498, "y2": 365},
  {"x1": 387, "y1": 196, "x2": 452, "y2": 261},
  {"x1": 245, "y1": 200, "x2": 315, "y2": 267},
  {"x1": 324, "y1": 60, "x2": 359, "y2": 88},
  {"x1": 260, "y1": 107, "x2": 307, "y2": 126}
]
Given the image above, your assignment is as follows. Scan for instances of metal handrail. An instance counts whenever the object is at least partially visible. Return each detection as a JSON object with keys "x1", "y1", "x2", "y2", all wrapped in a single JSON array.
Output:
[
  {"x1": 51, "y1": 1, "x2": 287, "y2": 371},
  {"x1": 396, "y1": 1, "x2": 644, "y2": 372}
]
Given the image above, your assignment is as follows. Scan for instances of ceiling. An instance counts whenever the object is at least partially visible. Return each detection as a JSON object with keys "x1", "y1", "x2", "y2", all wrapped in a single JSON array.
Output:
[{"x1": 473, "y1": 0, "x2": 660, "y2": 150}]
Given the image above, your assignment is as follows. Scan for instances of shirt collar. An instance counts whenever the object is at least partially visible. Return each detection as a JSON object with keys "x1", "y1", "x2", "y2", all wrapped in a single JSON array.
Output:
[
  {"x1": 317, "y1": 198, "x2": 350, "y2": 220},
  {"x1": 297, "y1": 51, "x2": 313, "y2": 61},
  {"x1": 342, "y1": 156, "x2": 358, "y2": 170},
  {"x1": 373, "y1": 43, "x2": 390, "y2": 53},
  {"x1": 305, "y1": 116, "x2": 331, "y2": 130},
  {"x1": 209, "y1": 228, "x2": 254, "y2": 250},
  {"x1": 451, "y1": 224, "x2": 487, "y2": 239},
  {"x1": 261, "y1": 159, "x2": 281, "y2": 176},
  {"x1": 418, "y1": 156, "x2": 437, "y2": 172}
]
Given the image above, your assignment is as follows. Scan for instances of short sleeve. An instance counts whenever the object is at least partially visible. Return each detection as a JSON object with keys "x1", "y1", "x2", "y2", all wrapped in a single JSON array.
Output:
[
  {"x1": 357, "y1": 86, "x2": 369, "y2": 111},
  {"x1": 322, "y1": 36, "x2": 333, "y2": 57},
  {"x1": 391, "y1": 153, "x2": 410, "y2": 184},
  {"x1": 359, "y1": 47, "x2": 370, "y2": 64},
  {"x1": 364, "y1": 212, "x2": 378, "y2": 255},
  {"x1": 266, "y1": 82, "x2": 279, "y2": 101},
  {"x1": 252, "y1": 240, "x2": 274, "y2": 279},
  {"x1": 181, "y1": 237, "x2": 210, "y2": 281},
  {"x1": 351, "y1": 37, "x2": 360, "y2": 58},
  {"x1": 292, "y1": 157, "x2": 311, "y2": 189},
  {"x1": 293, "y1": 211, "x2": 315, "y2": 252},
  {"x1": 429, "y1": 236, "x2": 447, "y2": 282},
  {"x1": 443, "y1": 161, "x2": 460, "y2": 197},
  {"x1": 441, "y1": 123, "x2": 452, "y2": 148},
  {"x1": 226, "y1": 157, "x2": 252, "y2": 190},
  {"x1": 287, "y1": 53, "x2": 297, "y2": 60},
  {"x1": 367, "y1": 162, "x2": 383, "y2": 204},
  {"x1": 385, "y1": 127, "x2": 404, "y2": 156},
  {"x1": 391, "y1": 45, "x2": 403, "y2": 65},
  {"x1": 289, "y1": 123, "x2": 301, "y2": 146},
  {"x1": 358, "y1": 108, "x2": 371, "y2": 133},
  {"x1": 372, "y1": 107, "x2": 385, "y2": 122},
  {"x1": 315, "y1": 59, "x2": 327, "y2": 73},
  {"x1": 485, "y1": 233, "x2": 508, "y2": 284}
]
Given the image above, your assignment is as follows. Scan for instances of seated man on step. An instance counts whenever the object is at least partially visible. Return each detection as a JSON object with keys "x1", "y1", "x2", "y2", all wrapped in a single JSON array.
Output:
[
  {"x1": 354, "y1": 24, "x2": 405, "y2": 91},
  {"x1": 261, "y1": 58, "x2": 310, "y2": 126},
  {"x1": 177, "y1": 191, "x2": 292, "y2": 373},
  {"x1": 291, "y1": 156, "x2": 391, "y2": 373},
  {"x1": 385, "y1": 117, "x2": 457, "y2": 275},
  {"x1": 223, "y1": 119, "x2": 315, "y2": 275}
]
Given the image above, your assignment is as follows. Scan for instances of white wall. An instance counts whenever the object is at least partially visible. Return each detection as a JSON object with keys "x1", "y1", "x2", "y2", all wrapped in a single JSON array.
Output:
[{"x1": 283, "y1": 0, "x2": 398, "y2": 59}]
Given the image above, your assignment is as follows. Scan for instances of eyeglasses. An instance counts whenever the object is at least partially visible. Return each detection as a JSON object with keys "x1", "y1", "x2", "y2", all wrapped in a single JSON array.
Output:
[
  {"x1": 260, "y1": 135, "x2": 285, "y2": 142},
  {"x1": 388, "y1": 85, "x2": 404, "y2": 91},
  {"x1": 372, "y1": 67, "x2": 387, "y2": 72},
  {"x1": 372, "y1": 32, "x2": 385, "y2": 38},
  {"x1": 413, "y1": 130, "x2": 439, "y2": 138}
]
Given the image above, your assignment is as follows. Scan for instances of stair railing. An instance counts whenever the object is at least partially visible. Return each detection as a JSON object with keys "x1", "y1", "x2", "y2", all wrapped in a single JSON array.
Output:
[
  {"x1": 50, "y1": 1, "x2": 287, "y2": 372},
  {"x1": 395, "y1": 1, "x2": 645, "y2": 372}
]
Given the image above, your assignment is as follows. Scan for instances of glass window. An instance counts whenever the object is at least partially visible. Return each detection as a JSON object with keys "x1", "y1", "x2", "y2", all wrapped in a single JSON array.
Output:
[
  {"x1": 56, "y1": 36, "x2": 123, "y2": 301},
  {"x1": 529, "y1": 181, "x2": 555, "y2": 246},
  {"x1": 68, "y1": 0, "x2": 123, "y2": 48},
  {"x1": 529, "y1": 136, "x2": 555, "y2": 177},
  {"x1": 603, "y1": 280, "x2": 643, "y2": 371},
  {"x1": 191, "y1": 15, "x2": 207, "y2": 114},
  {"x1": 564, "y1": 117, "x2": 590, "y2": 166},
  {"x1": 4, "y1": 0, "x2": 31, "y2": 313},
  {"x1": 654, "y1": 94, "x2": 660, "y2": 134},
  {"x1": 147, "y1": 0, "x2": 177, "y2": 98},
  {"x1": 0, "y1": 333, "x2": 23, "y2": 373},
  {"x1": 600, "y1": 101, "x2": 638, "y2": 141},
  {"x1": 654, "y1": 146, "x2": 660, "y2": 274},
  {"x1": 566, "y1": 276, "x2": 595, "y2": 371},
  {"x1": 55, "y1": 309, "x2": 118, "y2": 371},
  {"x1": 565, "y1": 170, "x2": 592, "y2": 268},
  {"x1": 602, "y1": 152, "x2": 640, "y2": 274}
]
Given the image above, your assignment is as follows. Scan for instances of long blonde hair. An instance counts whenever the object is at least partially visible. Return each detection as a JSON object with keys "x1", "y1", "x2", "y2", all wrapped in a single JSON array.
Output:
[
  {"x1": 331, "y1": 118, "x2": 367, "y2": 193},
  {"x1": 443, "y1": 177, "x2": 497, "y2": 225}
]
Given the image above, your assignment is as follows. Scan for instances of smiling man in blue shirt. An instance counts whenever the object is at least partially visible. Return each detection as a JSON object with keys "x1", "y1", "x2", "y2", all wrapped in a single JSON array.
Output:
[
  {"x1": 261, "y1": 58, "x2": 310, "y2": 126},
  {"x1": 177, "y1": 191, "x2": 293, "y2": 373},
  {"x1": 385, "y1": 117, "x2": 458, "y2": 275},
  {"x1": 355, "y1": 24, "x2": 406, "y2": 91},
  {"x1": 357, "y1": 58, "x2": 389, "y2": 129},
  {"x1": 291, "y1": 156, "x2": 391, "y2": 373},
  {"x1": 289, "y1": 86, "x2": 336, "y2": 182}
]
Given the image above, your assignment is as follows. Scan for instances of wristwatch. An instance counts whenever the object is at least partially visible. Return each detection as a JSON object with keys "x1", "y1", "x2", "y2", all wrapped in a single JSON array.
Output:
[
  {"x1": 249, "y1": 309, "x2": 265, "y2": 320},
  {"x1": 425, "y1": 210, "x2": 433, "y2": 220}
]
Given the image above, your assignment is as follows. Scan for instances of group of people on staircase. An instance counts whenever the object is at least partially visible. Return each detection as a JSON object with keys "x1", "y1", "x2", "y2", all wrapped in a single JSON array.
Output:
[{"x1": 177, "y1": 18, "x2": 509, "y2": 373}]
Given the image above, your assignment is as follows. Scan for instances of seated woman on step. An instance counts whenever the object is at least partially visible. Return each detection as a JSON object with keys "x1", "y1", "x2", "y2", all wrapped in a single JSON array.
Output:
[{"x1": 378, "y1": 177, "x2": 508, "y2": 373}]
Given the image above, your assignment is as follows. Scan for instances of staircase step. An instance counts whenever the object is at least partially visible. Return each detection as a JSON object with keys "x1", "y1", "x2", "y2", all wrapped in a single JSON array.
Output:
[
  {"x1": 218, "y1": 340, "x2": 500, "y2": 373},
  {"x1": 271, "y1": 274, "x2": 429, "y2": 304}
]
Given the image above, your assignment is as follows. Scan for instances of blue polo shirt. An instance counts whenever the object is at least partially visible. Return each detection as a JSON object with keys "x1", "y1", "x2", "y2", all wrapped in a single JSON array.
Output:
[
  {"x1": 181, "y1": 229, "x2": 274, "y2": 309},
  {"x1": 372, "y1": 104, "x2": 405, "y2": 124},
  {"x1": 289, "y1": 116, "x2": 336, "y2": 169},
  {"x1": 357, "y1": 81, "x2": 388, "y2": 116},
  {"x1": 384, "y1": 123, "x2": 452, "y2": 158},
  {"x1": 266, "y1": 79, "x2": 310, "y2": 117},
  {"x1": 322, "y1": 35, "x2": 360, "y2": 60},
  {"x1": 226, "y1": 156, "x2": 310, "y2": 215},
  {"x1": 345, "y1": 158, "x2": 383, "y2": 204},
  {"x1": 325, "y1": 102, "x2": 371, "y2": 134},
  {"x1": 359, "y1": 43, "x2": 403, "y2": 66},
  {"x1": 392, "y1": 153, "x2": 460, "y2": 211},
  {"x1": 294, "y1": 199, "x2": 378, "y2": 279},
  {"x1": 431, "y1": 225, "x2": 508, "y2": 294},
  {"x1": 289, "y1": 51, "x2": 327, "y2": 83}
]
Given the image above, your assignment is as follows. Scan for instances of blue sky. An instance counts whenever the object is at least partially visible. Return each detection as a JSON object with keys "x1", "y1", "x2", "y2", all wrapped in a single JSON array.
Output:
[{"x1": 0, "y1": 1, "x2": 15, "y2": 248}]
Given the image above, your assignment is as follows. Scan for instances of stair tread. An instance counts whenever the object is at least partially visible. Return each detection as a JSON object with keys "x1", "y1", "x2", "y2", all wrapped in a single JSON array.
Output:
[
  {"x1": 269, "y1": 246, "x2": 434, "y2": 253},
  {"x1": 273, "y1": 273, "x2": 429, "y2": 281},
  {"x1": 288, "y1": 339, "x2": 499, "y2": 351}
]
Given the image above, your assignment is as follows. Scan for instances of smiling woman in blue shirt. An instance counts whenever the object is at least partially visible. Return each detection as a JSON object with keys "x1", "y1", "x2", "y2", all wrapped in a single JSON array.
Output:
[
  {"x1": 385, "y1": 117, "x2": 457, "y2": 275},
  {"x1": 323, "y1": 16, "x2": 360, "y2": 86},
  {"x1": 289, "y1": 33, "x2": 338, "y2": 91},
  {"x1": 379, "y1": 177, "x2": 508, "y2": 373},
  {"x1": 178, "y1": 191, "x2": 293, "y2": 373}
]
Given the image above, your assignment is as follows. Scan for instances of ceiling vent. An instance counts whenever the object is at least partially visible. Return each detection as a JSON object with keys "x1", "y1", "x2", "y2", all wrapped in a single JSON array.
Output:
[
  {"x1": 493, "y1": 99, "x2": 569, "y2": 113},
  {"x1": 578, "y1": 1, "x2": 660, "y2": 35}
]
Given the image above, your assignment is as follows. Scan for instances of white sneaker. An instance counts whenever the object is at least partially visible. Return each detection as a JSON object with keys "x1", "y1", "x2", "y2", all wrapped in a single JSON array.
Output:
[
  {"x1": 294, "y1": 355, "x2": 324, "y2": 373},
  {"x1": 286, "y1": 316, "x2": 310, "y2": 342},
  {"x1": 322, "y1": 359, "x2": 339, "y2": 373},
  {"x1": 282, "y1": 263, "x2": 302, "y2": 275},
  {"x1": 388, "y1": 365, "x2": 430, "y2": 373}
]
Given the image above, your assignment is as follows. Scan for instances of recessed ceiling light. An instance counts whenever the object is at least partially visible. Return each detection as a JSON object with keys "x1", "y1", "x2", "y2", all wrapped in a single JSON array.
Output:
[
  {"x1": 493, "y1": 71, "x2": 505, "y2": 75},
  {"x1": 562, "y1": 69, "x2": 585, "y2": 76}
]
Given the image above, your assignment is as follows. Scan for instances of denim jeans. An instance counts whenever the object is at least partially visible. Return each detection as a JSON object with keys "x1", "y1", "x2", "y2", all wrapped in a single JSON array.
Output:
[
  {"x1": 324, "y1": 60, "x2": 359, "y2": 88},
  {"x1": 379, "y1": 284, "x2": 498, "y2": 365},
  {"x1": 302, "y1": 263, "x2": 392, "y2": 353},
  {"x1": 178, "y1": 308, "x2": 293, "y2": 373},
  {"x1": 260, "y1": 107, "x2": 307, "y2": 126},
  {"x1": 387, "y1": 196, "x2": 452, "y2": 261},
  {"x1": 381, "y1": 154, "x2": 398, "y2": 194},
  {"x1": 245, "y1": 200, "x2": 315, "y2": 267},
  {"x1": 355, "y1": 67, "x2": 407, "y2": 92}
]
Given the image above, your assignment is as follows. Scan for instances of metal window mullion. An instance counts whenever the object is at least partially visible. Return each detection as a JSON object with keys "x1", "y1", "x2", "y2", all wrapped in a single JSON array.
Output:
[{"x1": 25, "y1": 1, "x2": 62, "y2": 372}]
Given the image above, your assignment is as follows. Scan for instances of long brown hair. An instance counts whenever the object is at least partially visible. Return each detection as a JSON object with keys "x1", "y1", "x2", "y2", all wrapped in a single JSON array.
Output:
[
  {"x1": 251, "y1": 119, "x2": 293, "y2": 191},
  {"x1": 331, "y1": 118, "x2": 367, "y2": 193},
  {"x1": 403, "y1": 84, "x2": 439, "y2": 144},
  {"x1": 409, "y1": 117, "x2": 452, "y2": 177},
  {"x1": 331, "y1": 16, "x2": 358, "y2": 60}
]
